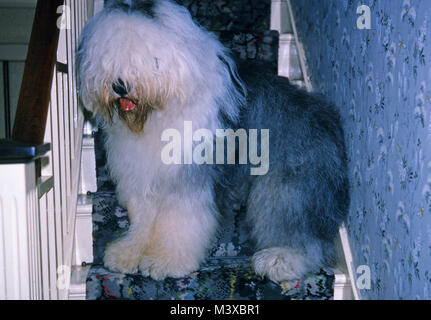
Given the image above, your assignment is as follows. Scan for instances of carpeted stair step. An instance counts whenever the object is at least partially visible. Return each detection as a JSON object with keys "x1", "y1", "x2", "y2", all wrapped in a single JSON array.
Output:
[{"x1": 86, "y1": 258, "x2": 334, "y2": 300}]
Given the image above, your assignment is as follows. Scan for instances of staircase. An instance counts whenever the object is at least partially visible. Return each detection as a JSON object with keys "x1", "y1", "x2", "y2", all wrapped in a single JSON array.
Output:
[{"x1": 0, "y1": 0, "x2": 355, "y2": 300}]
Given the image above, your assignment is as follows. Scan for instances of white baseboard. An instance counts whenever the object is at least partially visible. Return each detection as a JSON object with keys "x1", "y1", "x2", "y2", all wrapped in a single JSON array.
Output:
[
  {"x1": 338, "y1": 224, "x2": 360, "y2": 299},
  {"x1": 333, "y1": 271, "x2": 354, "y2": 300},
  {"x1": 74, "y1": 195, "x2": 94, "y2": 266},
  {"x1": 333, "y1": 224, "x2": 359, "y2": 300},
  {"x1": 69, "y1": 266, "x2": 90, "y2": 300},
  {"x1": 80, "y1": 135, "x2": 98, "y2": 194}
]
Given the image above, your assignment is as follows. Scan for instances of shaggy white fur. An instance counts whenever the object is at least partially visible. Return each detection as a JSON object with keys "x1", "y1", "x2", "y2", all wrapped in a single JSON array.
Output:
[{"x1": 77, "y1": 0, "x2": 245, "y2": 279}]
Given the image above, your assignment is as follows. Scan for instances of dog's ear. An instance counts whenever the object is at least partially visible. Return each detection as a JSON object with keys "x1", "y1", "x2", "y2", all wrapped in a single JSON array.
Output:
[{"x1": 217, "y1": 54, "x2": 247, "y2": 98}]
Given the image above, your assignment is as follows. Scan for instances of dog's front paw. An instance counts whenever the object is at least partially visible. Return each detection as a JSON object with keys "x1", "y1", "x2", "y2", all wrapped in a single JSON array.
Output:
[
  {"x1": 104, "y1": 239, "x2": 142, "y2": 274},
  {"x1": 139, "y1": 252, "x2": 199, "y2": 280},
  {"x1": 252, "y1": 247, "x2": 309, "y2": 283}
]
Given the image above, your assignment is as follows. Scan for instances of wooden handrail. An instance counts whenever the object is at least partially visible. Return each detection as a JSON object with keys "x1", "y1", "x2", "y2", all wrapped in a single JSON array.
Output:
[{"x1": 12, "y1": 0, "x2": 65, "y2": 145}]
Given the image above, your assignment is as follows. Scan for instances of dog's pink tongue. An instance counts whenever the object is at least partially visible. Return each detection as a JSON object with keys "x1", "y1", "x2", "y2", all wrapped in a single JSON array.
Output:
[{"x1": 119, "y1": 98, "x2": 136, "y2": 111}]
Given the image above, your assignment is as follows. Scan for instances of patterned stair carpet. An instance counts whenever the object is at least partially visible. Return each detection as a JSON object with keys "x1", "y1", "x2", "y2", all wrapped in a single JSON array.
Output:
[{"x1": 85, "y1": 0, "x2": 335, "y2": 300}]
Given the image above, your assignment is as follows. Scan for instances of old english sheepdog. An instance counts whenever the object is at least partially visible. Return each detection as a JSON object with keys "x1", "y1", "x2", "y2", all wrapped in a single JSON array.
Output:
[{"x1": 77, "y1": 0, "x2": 349, "y2": 282}]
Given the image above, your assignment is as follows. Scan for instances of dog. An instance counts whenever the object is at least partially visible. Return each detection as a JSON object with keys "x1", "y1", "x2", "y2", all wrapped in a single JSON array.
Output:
[{"x1": 77, "y1": 0, "x2": 349, "y2": 282}]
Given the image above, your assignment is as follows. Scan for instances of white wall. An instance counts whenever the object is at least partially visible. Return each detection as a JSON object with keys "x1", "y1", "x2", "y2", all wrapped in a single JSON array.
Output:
[{"x1": 0, "y1": 1, "x2": 36, "y2": 138}]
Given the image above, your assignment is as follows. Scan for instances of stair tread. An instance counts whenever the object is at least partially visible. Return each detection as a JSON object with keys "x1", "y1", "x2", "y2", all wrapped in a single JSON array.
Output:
[
  {"x1": 177, "y1": 0, "x2": 271, "y2": 33},
  {"x1": 86, "y1": 261, "x2": 334, "y2": 300}
]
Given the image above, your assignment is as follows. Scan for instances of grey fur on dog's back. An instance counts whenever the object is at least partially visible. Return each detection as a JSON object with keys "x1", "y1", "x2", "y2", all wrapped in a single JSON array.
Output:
[{"x1": 220, "y1": 60, "x2": 350, "y2": 267}]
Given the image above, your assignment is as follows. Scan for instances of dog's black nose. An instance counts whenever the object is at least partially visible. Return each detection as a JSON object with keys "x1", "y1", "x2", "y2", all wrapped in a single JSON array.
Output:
[{"x1": 112, "y1": 79, "x2": 129, "y2": 96}]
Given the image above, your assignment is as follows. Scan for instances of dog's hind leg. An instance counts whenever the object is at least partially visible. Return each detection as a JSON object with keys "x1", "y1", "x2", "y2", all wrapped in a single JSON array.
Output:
[{"x1": 246, "y1": 171, "x2": 345, "y2": 282}]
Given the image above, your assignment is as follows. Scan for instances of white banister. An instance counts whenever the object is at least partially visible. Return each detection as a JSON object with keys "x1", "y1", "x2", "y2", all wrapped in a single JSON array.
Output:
[
  {"x1": 0, "y1": 0, "x2": 96, "y2": 300},
  {"x1": 0, "y1": 162, "x2": 38, "y2": 299}
]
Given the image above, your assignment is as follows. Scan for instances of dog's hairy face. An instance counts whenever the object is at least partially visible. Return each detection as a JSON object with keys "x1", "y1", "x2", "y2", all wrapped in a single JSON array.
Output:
[
  {"x1": 77, "y1": 0, "x2": 168, "y2": 133},
  {"x1": 78, "y1": 1, "x2": 197, "y2": 133},
  {"x1": 77, "y1": 0, "x2": 242, "y2": 133},
  {"x1": 89, "y1": 49, "x2": 167, "y2": 135}
]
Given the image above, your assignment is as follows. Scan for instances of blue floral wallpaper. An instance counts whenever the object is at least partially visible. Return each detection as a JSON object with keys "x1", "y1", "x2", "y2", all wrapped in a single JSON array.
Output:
[{"x1": 291, "y1": 0, "x2": 431, "y2": 299}]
